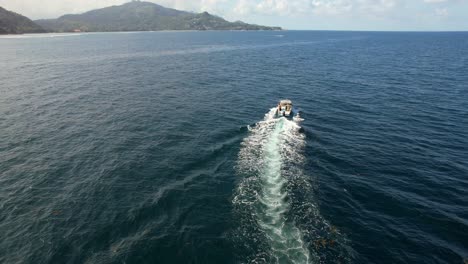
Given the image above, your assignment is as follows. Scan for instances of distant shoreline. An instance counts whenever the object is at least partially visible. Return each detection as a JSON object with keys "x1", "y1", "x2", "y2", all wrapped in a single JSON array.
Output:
[
  {"x1": 3, "y1": 29, "x2": 468, "y2": 36},
  {"x1": 0, "y1": 29, "x2": 285, "y2": 36}
]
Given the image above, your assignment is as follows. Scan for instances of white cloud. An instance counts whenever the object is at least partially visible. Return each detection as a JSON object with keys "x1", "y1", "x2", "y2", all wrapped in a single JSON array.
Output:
[
  {"x1": 435, "y1": 7, "x2": 449, "y2": 16},
  {"x1": 424, "y1": 0, "x2": 448, "y2": 3},
  {"x1": 255, "y1": 0, "x2": 314, "y2": 15},
  {"x1": 200, "y1": 0, "x2": 228, "y2": 12},
  {"x1": 229, "y1": 0, "x2": 399, "y2": 16},
  {"x1": 0, "y1": 0, "x2": 453, "y2": 19},
  {"x1": 310, "y1": 0, "x2": 353, "y2": 15},
  {"x1": 0, "y1": 0, "x2": 128, "y2": 19},
  {"x1": 233, "y1": 0, "x2": 252, "y2": 15}
]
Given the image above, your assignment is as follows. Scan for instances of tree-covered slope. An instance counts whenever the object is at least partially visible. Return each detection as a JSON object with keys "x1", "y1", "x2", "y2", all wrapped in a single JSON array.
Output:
[{"x1": 0, "y1": 6, "x2": 45, "y2": 34}]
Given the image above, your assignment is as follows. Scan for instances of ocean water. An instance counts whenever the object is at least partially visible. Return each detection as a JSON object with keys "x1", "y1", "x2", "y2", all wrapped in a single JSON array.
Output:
[{"x1": 0, "y1": 31, "x2": 467, "y2": 264}]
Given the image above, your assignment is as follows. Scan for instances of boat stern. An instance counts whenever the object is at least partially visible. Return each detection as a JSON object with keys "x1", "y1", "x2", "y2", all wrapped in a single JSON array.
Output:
[{"x1": 277, "y1": 99, "x2": 293, "y2": 117}]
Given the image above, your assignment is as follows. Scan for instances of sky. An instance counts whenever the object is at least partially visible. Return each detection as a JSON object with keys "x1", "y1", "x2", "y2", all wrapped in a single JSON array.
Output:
[{"x1": 1, "y1": 0, "x2": 467, "y2": 31}]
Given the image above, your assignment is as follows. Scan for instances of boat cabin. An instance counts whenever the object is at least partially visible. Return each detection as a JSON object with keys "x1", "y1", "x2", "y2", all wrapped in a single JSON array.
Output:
[{"x1": 277, "y1": 99, "x2": 293, "y2": 117}]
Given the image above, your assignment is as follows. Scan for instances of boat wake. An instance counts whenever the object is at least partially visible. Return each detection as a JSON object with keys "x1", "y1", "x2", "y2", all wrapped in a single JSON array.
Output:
[{"x1": 232, "y1": 108, "x2": 350, "y2": 264}]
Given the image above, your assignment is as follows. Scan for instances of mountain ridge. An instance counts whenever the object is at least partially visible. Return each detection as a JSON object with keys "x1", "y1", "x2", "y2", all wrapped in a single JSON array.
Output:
[
  {"x1": 0, "y1": 6, "x2": 45, "y2": 34},
  {"x1": 35, "y1": 1, "x2": 282, "y2": 32}
]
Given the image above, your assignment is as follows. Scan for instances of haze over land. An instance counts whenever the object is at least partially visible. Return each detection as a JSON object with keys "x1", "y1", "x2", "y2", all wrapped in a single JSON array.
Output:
[
  {"x1": 35, "y1": 1, "x2": 280, "y2": 32},
  {"x1": 1, "y1": 0, "x2": 468, "y2": 31},
  {"x1": 0, "y1": 1, "x2": 280, "y2": 34}
]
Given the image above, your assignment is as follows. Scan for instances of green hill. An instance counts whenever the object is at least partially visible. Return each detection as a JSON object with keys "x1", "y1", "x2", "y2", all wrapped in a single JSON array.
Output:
[
  {"x1": 0, "y1": 6, "x2": 45, "y2": 34},
  {"x1": 35, "y1": 1, "x2": 281, "y2": 32}
]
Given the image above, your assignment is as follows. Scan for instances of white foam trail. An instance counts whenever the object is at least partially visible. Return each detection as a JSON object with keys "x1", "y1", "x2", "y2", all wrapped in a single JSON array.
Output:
[{"x1": 235, "y1": 108, "x2": 312, "y2": 263}]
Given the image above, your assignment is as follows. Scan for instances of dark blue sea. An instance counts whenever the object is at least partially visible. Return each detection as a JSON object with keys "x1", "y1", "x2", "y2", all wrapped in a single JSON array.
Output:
[{"x1": 1, "y1": 31, "x2": 467, "y2": 264}]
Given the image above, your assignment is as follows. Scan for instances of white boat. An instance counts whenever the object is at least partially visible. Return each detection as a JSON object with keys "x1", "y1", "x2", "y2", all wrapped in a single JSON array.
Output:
[{"x1": 276, "y1": 99, "x2": 293, "y2": 117}]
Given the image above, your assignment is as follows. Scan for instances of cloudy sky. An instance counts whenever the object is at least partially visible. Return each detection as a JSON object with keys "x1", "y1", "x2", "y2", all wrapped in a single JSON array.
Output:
[{"x1": 1, "y1": 0, "x2": 467, "y2": 31}]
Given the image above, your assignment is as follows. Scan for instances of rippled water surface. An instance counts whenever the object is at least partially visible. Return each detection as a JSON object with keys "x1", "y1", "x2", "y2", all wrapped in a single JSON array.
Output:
[{"x1": 1, "y1": 31, "x2": 467, "y2": 264}]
